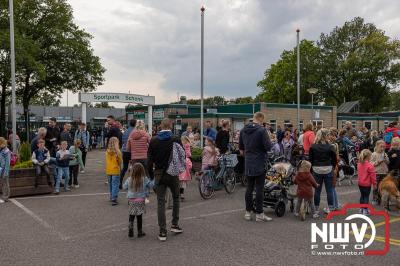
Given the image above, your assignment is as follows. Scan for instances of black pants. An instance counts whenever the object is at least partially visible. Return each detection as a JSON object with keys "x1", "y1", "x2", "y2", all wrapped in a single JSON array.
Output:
[
  {"x1": 359, "y1": 185, "x2": 371, "y2": 206},
  {"x1": 81, "y1": 150, "x2": 87, "y2": 166},
  {"x1": 69, "y1": 165, "x2": 79, "y2": 186},
  {"x1": 120, "y1": 152, "x2": 131, "y2": 186},
  {"x1": 245, "y1": 174, "x2": 265, "y2": 214},
  {"x1": 129, "y1": 215, "x2": 142, "y2": 232},
  {"x1": 154, "y1": 170, "x2": 180, "y2": 233}
]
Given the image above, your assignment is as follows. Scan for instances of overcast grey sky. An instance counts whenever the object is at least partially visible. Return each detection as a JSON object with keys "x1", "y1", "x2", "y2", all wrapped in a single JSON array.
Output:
[{"x1": 61, "y1": 0, "x2": 400, "y2": 106}]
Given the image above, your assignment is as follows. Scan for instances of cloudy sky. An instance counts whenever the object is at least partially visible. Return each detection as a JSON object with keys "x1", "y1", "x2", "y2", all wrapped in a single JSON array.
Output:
[{"x1": 62, "y1": 0, "x2": 400, "y2": 106}]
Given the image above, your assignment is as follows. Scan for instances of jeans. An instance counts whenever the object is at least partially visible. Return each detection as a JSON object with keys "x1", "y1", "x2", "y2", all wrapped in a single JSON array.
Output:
[
  {"x1": 108, "y1": 175, "x2": 120, "y2": 201},
  {"x1": 359, "y1": 186, "x2": 371, "y2": 207},
  {"x1": 313, "y1": 171, "x2": 334, "y2": 210},
  {"x1": 154, "y1": 169, "x2": 180, "y2": 233},
  {"x1": 332, "y1": 188, "x2": 339, "y2": 209},
  {"x1": 245, "y1": 174, "x2": 265, "y2": 214},
  {"x1": 56, "y1": 167, "x2": 70, "y2": 192},
  {"x1": 35, "y1": 164, "x2": 51, "y2": 185},
  {"x1": 69, "y1": 165, "x2": 79, "y2": 186},
  {"x1": 1, "y1": 176, "x2": 10, "y2": 200},
  {"x1": 120, "y1": 152, "x2": 131, "y2": 186}
]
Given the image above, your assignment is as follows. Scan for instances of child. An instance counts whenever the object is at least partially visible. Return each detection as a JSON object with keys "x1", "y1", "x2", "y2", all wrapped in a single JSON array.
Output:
[
  {"x1": 123, "y1": 163, "x2": 154, "y2": 238},
  {"x1": 202, "y1": 138, "x2": 219, "y2": 170},
  {"x1": 294, "y1": 160, "x2": 319, "y2": 220},
  {"x1": 387, "y1": 137, "x2": 400, "y2": 173},
  {"x1": 357, "y1": 149, "x2": 377, "y2": 215},
  {"x1": 31, "y1": 139, "x2": 52, "y2": 188},
  {"x1": 106, "y1": 137, "x2": 122, "y2": 206},
  {"x1": 270, "y1": 134, "x2": 282, "y2": 157},
  {"x1": 179, "y1": 136, "x2": 192, "y2": 201},
  {"x1": 371, "y1": 140, "x2": 389, "y2": 204},
  {"x1": 0, "y1": 137, "x2": 11, "y2": 203},
  {"x1": 55, "y1": 141, "x2": 74, "y2": 194},
  {"x1": 69, "y1": 139, "x2": 85, "y2": 188},
  {"x1": 191, "y1": 133, "x2": 201, "y2": 148}
]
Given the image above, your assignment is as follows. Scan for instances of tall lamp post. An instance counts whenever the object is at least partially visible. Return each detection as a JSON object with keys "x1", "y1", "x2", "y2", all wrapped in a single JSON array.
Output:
[
  {"x1": 296, "y1": 29, "x2": 300, "y2": 131},
  {"x1": 307, "y1": 88, "x2": 318, "y2": 125},
  {"x1": 9, "y1": 0, "x2": 17, "y2": 152},
  {"x1": 200, "y1": 5, "x2": 205, "y2": 147}
]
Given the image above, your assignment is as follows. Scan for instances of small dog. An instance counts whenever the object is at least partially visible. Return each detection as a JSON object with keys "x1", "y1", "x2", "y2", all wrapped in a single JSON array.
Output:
[{"x1": 379, "y1": 174, "x2": 400, "y2": 211}]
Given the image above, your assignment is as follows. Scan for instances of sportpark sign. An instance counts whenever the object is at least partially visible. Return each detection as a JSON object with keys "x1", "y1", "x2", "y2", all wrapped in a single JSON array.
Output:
[{"x1": 79, "y1": 92, "x2": 155, "y2": 105}]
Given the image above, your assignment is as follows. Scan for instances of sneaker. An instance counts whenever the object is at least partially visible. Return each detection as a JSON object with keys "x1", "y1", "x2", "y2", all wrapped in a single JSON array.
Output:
[
  {"x1": 158, "y1": 232, "x2": 167, "y2": 242},
  {"x1": 64, "y1": 188, "x2": 71, "y2": 192},
  {"x1": 145, "y1": 198, "x2": 150, "y2": 204},
  {"x1": 323, "y1": 208, "x2": 331, "y2": 214},
  {"x1": 244, "y1": 211, "x2": 252, "y2": 221},
  {"x1": 371, "y1": 200, "x2": 378, "y2": 206},
  {"x1": 170, "y1": 225, "x2": 183, "y2": 234},
  {"x1": 74, "y1": 184, "x2": 79, "y2": 188},
  {"x1": 104, "y1": 181, "x2": 108, "y2": 185},
  {"x1": 111, "y1": 200, "x2": 118, "y2": 206},
  {"x1": 138, "y1": 231, "x2": 146, "y2": 238},
  {"x1": 53, "y1": 191, "x2": 59, "y2": 195},
  {"x1": 313, "y1": 213, "x2": 320, "y2": 219},
  {"x1": 256, "y1": 213, "x2": 272, "y2": 222},
  {"x1": 0, "y1": 199, "x2": 5, "y2": 204},
  {"x1": 80, "y1": 170, "x2": 85, "y2": 174}
]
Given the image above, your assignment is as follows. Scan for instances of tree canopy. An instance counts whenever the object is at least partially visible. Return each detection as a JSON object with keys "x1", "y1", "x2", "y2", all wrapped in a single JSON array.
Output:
[{"x1": 257, "y1": 17, "x2": 400, "y2": 112}]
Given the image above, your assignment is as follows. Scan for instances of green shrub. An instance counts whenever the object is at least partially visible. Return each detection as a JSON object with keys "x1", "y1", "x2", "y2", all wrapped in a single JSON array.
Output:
[
  {"x1": 191, "y1": 147, "x2": 203, "y2": 162},
  {"x1": 13, "y1": 160, "x2": 33, "y2": 169},
  {"x1": 19, "y1": 142, "x2": 32, "y2": 163}
]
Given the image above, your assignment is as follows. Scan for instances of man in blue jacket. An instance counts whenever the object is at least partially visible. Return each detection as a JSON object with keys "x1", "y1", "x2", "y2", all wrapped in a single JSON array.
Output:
[
  {"x1": 239, "y1": 112, "x2": 272, "y2": 222},
  {"x1": 203, "y1": 121, "x2": 217, "y2": 142}
]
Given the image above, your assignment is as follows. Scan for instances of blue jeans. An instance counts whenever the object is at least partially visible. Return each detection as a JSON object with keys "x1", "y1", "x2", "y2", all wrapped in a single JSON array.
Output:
[
  {"x1": 313, "y1": 171, "x2": 334, "y2": 210},
  {"x1": 332, "y1": 187, "x2": 339, "y2": 209},
  {"x1": 56, "y1": 167, "x2": 70, "y2": 192},
  {"x1": 108, "y1": 175, "x2": 120, "y2": 201}
]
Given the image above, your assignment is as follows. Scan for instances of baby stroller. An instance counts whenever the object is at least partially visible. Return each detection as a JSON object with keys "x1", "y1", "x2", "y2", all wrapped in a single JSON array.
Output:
[
  {"x1": 254, "y1": 162, "x2": 296, "y2": 217},
  {"x1": 338, "y1": 146, "x2": 357, "y2": 186}
]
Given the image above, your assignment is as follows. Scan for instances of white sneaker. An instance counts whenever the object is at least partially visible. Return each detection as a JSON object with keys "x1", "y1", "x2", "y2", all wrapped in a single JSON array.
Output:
[
  {"x1": 0, "y1": 199, "x2": 5, "y2": 204},
  {"x1": 313, "y1": 213, "x2": 320, "y2": 219},
  {"x1": 293, "y1": 212, "x2": 299, "y2": 217},
  {"x1": 244, "y1": 211, "x2": 252, "y2": 221},
  {"x1": 323, "y1": 208, "x2": 331, "y2": 214},
  {"x1": 74, "y1": 185, "x2": 80, "y2": 188},
  {"x1": 80, "y1": 170, "x2": 85, "y2": 174},
  {"x1": 256, "y1": 213, "x2": 272, "y2": 222},
  {"x1": 145, "y1": 198, "x2": 150, "y2": 204}
]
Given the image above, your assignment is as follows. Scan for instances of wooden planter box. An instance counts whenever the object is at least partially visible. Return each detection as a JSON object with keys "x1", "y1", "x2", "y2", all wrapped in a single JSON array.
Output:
[{"x1": 0, "y1": 168, "x2": 54, "y2": 197}]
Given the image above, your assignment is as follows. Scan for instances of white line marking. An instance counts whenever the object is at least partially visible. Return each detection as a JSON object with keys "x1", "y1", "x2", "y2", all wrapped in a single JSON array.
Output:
[
  {"x1": 182, "y1": 208, "x2": 244, "y2": 221},
  {"x1": 10, "y1": 199, "x2": 68, "y2": 241},
  {"x1": 16, "y1": 192, "x2": 126, "y2": 200}
]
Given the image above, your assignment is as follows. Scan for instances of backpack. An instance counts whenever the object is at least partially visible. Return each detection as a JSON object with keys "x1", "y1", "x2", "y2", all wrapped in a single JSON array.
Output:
[
  {"x1": 167, "y1": 142, "x2": 186, "y2": 176},
  {"x1": 383, "y1": 131, "x2": 394, "y2": 145}
]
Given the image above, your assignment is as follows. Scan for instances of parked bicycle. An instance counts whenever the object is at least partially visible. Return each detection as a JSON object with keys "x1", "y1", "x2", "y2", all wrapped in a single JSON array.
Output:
[{"x1": 197, "y1": 154, "x2": 238, "y2": 199}]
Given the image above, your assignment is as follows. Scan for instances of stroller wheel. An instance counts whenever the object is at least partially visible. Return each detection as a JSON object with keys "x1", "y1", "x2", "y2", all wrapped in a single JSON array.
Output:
[{"x1": 275, "y1": 201, "x2": 286, "y2": 217}]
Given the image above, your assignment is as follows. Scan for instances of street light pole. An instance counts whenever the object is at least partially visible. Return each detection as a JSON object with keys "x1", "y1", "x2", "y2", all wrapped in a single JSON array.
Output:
[
  {"x1": 296, "y1": 29, "x2": 300, "y2": 132},
  {"x1": 9, "y1": 0, "x2": 17, "y2": 152},
  {"x1": 200, "y1": 6, "x2": 205, "y2": 147},
  {"x1": 307, "y1": 88, "x2": 318, "y2": 126}
]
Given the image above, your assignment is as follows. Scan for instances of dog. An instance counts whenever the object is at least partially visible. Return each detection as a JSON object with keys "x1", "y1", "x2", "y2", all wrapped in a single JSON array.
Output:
[{"x1": 378, "y1": 174, "x2": 400, "y2": 211}]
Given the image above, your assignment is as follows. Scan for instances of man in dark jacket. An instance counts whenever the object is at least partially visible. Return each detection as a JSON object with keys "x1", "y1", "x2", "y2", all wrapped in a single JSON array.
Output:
[
  {"x1": 239, "y1": 112, "x2": 272, "y2": 222},
  {"x1": 45, "y1": 117, "x2": 61, "y2": 157},
  {"x1": 106, "y1": 115, "x2": 122, "y2": 148},
  {"x1": 148, "y1": 118, "x2": 183, "y2": 242},
  {"x1": 60, "y1": 123, "x2": 73, "y2": 148}
]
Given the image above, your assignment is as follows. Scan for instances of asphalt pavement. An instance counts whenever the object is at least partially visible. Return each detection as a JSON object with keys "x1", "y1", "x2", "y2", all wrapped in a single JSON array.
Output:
[{"x1": 0, "y1": 150, "x2": 399, "y2": 266}]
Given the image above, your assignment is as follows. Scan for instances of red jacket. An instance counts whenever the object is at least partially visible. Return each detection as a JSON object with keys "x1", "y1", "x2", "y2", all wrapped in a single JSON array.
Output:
[
  {"x1": 357, "y1": 161, "x2": 377, "y2": 188},
  {"x1": 294, "y1": 172, "x2": 318, "y2": 200},
  {"x1": 384, "y1": 127, "x2": 399, "y2": 149},
  {"x1": 127, "y1": 130, "x2": 151, "y2": 160},
  {"x1": 303, "y1": 131, "x2": 315, "y2": 155}
]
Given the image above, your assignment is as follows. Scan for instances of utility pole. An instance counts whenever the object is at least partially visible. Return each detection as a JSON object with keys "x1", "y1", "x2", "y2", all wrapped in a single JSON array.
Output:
[
  {"x1": 9, "y1": 0, "x2": 17, "y2": 152},
  {"x1": 200, "y1": 5, "x2": 205, "y2": 147},
  {"x1": 296, "y1": 29, "x2": 301, "y2": 131}
]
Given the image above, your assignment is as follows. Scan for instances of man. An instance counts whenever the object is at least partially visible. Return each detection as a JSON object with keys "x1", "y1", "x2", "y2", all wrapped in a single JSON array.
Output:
[
  {"x1": 203, "y1": 121, "x2": 217, "y2": 142},
  {"x1": 60, "y1": 123, "x2": 73, "y2": 148},
  {"x1": 239, "y1": 112, "x2": 272, "y2": 222},
  {"x1": 74, "y1": 122, "x2": 90, "y2": 169},
  {"x1": 120, "y1": 119, "x2": 137, "y2": 188},
  {"x1": 45, "y1": 117, "x2": 61, "y2": 157},
  {"x1": 148, "y1": 118, "x2": 183, "y2": 242},
  {"x1": 106, "y1": 115, "x2": 122, "y2": 148},
  {"x1": 181, "y1": 125, "x2": 194, "y2": 139},
  {"x1": 344, "y1": 121, "x2": 357, "y2": 139}
]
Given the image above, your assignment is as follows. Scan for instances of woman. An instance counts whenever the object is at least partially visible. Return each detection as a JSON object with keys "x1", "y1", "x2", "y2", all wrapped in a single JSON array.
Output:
[
  {"x1": 302, "y1": 123, "x2": 315, "y2": 156},
  {"x1": 215, "y1": 120, "x2": 230, "y2": 154},
  {"x1": 328, "y1": 130, "x2": 340, "y2": 211},
  {"x1": 282, "y1": 130, "x2": 294, "y2": 161},
  {"x1": 309, "y1": 128, "x2": 337, "y2": 214},
  {"x1": 126, "y1": 121, "x2": 151, "y2": 177}
]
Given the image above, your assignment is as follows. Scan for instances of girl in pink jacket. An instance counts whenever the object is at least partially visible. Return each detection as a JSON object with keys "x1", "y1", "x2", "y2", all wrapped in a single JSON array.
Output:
[
  {"x1": 179, "y1": 136, "x2": 192, "y2": 200},
  {"x1": 357, "y1": 149, "x2": 377, "y2": 215}
]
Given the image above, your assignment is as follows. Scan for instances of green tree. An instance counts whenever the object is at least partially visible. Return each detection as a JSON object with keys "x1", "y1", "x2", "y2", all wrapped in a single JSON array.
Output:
[
  {"x1": 257, "y1": 40, "x2": 321, "y2": 104},
  {"x1": 318, "y1": 17, "x2": 400, "y2": 111},
  {"x1": 233, "y1": 96, "x2": 254, "y2": 104},
  {"x1": 0, "y1": 0, "x2": 105, "y2": 134}
]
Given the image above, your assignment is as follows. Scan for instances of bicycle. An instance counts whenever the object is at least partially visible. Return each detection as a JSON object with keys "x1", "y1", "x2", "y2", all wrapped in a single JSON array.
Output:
[{"x1": 197, "y1": 154, "x2": 237, "y2": 199}]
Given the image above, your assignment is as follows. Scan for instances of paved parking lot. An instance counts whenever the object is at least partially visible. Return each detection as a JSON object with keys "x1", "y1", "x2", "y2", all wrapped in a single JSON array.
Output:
[{"x1": 1, "y1": 150, "x2": 399, "y2": 265}]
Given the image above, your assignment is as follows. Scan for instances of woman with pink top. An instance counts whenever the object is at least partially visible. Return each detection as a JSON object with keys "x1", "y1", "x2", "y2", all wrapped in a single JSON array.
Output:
[
  {"x1": 179, "y1": 136, "x2": 192, "y2": 200},
  {"x1": 202, "y1": 138, "x2": 219, "y2": 170},
  {"x1": 302, "y1": 123, "x2": 315, "y2": 156},
  {"x1": 357, "y1": 149, "x2": 377, "y2": 215},
  {"x1": 126, "y1": 121, "x2": 151, "y2": 176}
]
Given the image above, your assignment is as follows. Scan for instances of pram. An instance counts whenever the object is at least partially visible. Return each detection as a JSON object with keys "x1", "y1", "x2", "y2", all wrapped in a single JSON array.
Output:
[
  {"x1": 338, "y1": 146, "x2": 357, "y2": 186},
  {"x1": 254, "y1": 162, "x2": 296, "y2": 217}
]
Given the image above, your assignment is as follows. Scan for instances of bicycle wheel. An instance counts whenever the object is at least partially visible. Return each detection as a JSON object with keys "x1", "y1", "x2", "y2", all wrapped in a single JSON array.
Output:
[
  {"x1": 198, "y1": 172, "x2": 215, "y2": 199},
  {"x1": 223, "y1": 168, "x2": 236, "y2": 194}
]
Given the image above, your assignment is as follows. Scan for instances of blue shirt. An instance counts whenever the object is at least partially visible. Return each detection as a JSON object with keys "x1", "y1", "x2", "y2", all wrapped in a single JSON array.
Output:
[
  {"x1": 123, "y1": 177, "x2": 154, "y2": 199},
  {"x1": 204, "y1": 127, "x2": 217, "y2": 142},
  {"x1": 121, "y1": 127, "x2": 134, "y2": 152}
]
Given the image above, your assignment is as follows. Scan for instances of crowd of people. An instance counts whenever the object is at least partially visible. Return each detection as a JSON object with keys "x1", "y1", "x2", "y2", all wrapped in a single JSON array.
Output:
[{"x1": 1, "y1": 112, "x2": 400, "y2": 242}]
